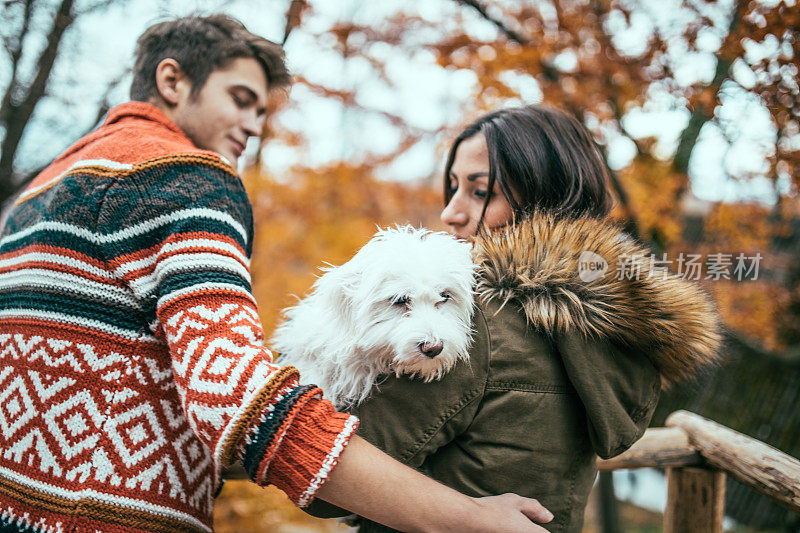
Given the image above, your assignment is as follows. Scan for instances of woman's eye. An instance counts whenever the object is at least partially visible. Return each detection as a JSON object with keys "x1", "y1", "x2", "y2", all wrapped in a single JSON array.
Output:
[
  {"x1": 448, "y1": 182, "x2": 458, "y2": 194},
  {"x1": 474, "y1": 190, "x2": 488, "y2": 199}
]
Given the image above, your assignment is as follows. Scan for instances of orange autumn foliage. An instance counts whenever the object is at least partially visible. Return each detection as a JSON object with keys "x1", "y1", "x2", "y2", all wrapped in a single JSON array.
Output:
[
  {"x1": 704, "y1": 203, "x2": 781, "y2": 253},
  {"x1": 712, "y1": 279, "x2": 789, "y2": 352},
  {"x1": 214, "y1": 482, "x2": 347, "y2": 533},
  {"x1": 617, "y1": 155, "x2": 686, "y2": 246}
]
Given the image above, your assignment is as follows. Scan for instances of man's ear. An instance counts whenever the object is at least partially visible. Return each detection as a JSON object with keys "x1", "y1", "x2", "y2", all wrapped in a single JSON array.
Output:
[{"x1": 154, "y1": 58, "x2": 190, "y2": 107}]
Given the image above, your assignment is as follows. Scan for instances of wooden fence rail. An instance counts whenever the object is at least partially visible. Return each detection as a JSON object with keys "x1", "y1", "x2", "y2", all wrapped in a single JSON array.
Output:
[{"x1": 597, "y1": 410, "x2": 800, "y2": 532}]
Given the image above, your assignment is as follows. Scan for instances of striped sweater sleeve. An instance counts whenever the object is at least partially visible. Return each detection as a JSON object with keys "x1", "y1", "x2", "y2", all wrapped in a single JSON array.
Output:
[{"x1": 97, "y1": 156, "x2": 358, "y2": 505}]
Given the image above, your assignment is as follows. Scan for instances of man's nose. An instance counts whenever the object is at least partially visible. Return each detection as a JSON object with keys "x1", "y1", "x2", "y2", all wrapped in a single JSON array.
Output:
[{"x1": 242, "y1": 111, "x2": 262, "y2": 138}]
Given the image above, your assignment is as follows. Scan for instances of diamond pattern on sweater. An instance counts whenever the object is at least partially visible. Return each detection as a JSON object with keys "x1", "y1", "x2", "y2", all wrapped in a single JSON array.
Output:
[
  {"x1": 0, "y1": 373, "x2": 37, "y2": 439},
  {"x1": 105, "y1": 402, "x2": 167, "y2": 468},
  {"x1": 28, "y1": 371, "x2": 75, "y2": 402},
  {"x1": 0, "y1": 331, "x2": 202, "y2": 505},
  {"x1": 173, "y1": 427, "x2": 211, "y2": 484},
  {"x1": 162, "y1": 301, "x2": 277, "y2": 438},
  {"x1": 43, "y1": 390, "x2": 104, "y2": 460}
]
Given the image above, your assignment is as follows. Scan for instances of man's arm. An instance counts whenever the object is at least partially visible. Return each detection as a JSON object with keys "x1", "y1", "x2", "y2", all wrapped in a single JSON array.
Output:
[
  {"x1": 98, "y1": 157, "x2": 357, "y2": 504},
  {"x1": 319, "y1": 435, "x2": 553, "y2": 533}
]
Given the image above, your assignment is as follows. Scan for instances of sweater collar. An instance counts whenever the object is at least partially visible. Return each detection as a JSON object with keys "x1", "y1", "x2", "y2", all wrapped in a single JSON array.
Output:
[{"x1": 104, "y1": 101, "x2": 188, "y2": 138}]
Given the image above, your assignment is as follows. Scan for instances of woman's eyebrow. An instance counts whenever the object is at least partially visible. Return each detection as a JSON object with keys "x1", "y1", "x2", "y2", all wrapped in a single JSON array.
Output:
[{"x1": 449, "y1": 171, "x2": 489, "y2": 181}]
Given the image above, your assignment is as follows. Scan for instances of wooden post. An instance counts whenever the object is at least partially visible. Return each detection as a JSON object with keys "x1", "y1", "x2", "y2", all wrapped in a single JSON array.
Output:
[
  {"x1": 597, "y1": 471, "x2": 622, "y2": 533},
  {"x1": 664, "y1": 466, "x2": 726, "y2": 533}
]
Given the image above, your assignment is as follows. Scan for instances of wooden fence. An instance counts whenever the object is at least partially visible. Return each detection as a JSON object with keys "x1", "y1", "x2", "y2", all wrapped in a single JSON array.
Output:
[{"x1": 597, "y1": 410, "x2": 800, "y2": 532}]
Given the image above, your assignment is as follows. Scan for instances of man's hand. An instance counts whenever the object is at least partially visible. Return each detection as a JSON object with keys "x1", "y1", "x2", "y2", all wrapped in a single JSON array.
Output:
[
  {"x1": 461, "y1": 493, "x2": 553, "y2": 533},
  {"x1": 316, "y1": 435, "x2": 553, "y2": 532}
]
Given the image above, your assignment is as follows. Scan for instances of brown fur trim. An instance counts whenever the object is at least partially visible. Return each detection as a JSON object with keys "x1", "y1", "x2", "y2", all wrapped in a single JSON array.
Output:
[{"x1": 474, "y1": 210, "x2": 723, "y2": 388}]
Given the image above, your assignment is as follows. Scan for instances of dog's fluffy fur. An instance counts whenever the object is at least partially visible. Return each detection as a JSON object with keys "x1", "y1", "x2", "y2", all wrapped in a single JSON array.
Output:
[{"x1": 272, "y1": 226, "x2": 476, "y2": 408}]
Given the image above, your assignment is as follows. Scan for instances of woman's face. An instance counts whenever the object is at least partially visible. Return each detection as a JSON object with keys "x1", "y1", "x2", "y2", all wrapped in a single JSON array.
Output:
[{"x1": 441, "y1": 134, "x2": 514, "y2": 241}]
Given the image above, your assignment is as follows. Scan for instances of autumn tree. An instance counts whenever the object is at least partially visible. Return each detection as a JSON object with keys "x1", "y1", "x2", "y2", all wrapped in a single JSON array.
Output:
[
  {"x1": 0, "y1": 0, "x2": 135, "y2": 203},
  {"x1": 252, "y1": 0, "x2": 799, "y2": 355}
]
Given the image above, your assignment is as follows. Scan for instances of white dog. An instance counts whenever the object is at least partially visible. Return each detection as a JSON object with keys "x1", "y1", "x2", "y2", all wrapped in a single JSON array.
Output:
[{"x1": 271, "y1": 226, "x2": 476, "y2": 409}]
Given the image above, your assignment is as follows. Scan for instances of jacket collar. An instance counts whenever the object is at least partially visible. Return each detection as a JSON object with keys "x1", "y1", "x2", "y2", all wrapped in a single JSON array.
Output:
[{"x1": 474, "y1": 210, "x2": 723, "y2": 388}]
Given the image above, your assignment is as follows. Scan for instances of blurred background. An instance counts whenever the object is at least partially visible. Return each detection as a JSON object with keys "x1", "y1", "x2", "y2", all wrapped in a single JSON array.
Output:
[{"x1": 1, "y1": 0, "x2": 798, "y2": 531}]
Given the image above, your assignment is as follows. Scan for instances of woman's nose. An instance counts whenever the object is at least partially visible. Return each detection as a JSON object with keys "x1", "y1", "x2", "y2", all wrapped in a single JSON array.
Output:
[{"x1": 441, "y1": 197, "x2": 468, "y2": 227}]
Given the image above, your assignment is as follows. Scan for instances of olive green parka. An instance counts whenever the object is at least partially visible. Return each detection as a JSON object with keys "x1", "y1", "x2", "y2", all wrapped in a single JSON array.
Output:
[{"x1": 308, "y1": 212, "x2": 722, "y2": 532}]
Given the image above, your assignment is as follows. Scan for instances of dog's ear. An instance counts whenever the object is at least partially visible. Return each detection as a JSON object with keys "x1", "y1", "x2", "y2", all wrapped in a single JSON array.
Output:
[{"x1": 312, "y1": 262, "x2": 361, "y2": 327}]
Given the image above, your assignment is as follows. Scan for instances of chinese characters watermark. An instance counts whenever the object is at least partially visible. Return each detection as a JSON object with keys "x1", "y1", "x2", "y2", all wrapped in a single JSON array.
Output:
[{"x1": 579, "y1": 251, "x2": 762, "y2": 281}]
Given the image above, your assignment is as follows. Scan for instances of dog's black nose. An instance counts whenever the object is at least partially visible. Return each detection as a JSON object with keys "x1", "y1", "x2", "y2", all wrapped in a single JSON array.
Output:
[{"x1": 419, "y1": 340, "x2": 444, "y2": 358}]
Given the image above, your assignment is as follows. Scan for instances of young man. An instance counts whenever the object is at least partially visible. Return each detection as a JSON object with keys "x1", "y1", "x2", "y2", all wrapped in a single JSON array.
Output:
[{"x1": 0, "y1": 14, "x2": 553, "y2": 533}]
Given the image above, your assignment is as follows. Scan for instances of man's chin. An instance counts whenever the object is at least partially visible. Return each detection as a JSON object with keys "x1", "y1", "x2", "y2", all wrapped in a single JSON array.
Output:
[{"x1": 215, "y1": 151, "x2": 238, "y2": 167}]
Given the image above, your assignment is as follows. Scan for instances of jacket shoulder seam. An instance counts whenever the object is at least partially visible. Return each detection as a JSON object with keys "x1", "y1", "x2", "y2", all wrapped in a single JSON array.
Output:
[{"x1": 485, "y1": 381, "x2": 576, "y2": 394}]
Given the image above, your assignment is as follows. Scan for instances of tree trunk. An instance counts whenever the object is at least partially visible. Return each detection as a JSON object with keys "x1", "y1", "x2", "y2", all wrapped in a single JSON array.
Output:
[{"x1": 0, "y1": 0, "x2": 76, "y2": 203}]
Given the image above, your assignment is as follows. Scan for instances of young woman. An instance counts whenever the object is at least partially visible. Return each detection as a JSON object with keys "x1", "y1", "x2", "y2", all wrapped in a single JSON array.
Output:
[{"x1": 307, "y1": 105, "x2": 721, "y2": 532}]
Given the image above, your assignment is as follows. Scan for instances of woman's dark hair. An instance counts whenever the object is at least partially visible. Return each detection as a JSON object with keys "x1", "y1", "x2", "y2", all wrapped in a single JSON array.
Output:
[
  {"x1": 443, "y1": 105, "x2": 613, "y2": 221},
  {"x1": 130, "y1": 14, "x2": 290, "y2": 102}
]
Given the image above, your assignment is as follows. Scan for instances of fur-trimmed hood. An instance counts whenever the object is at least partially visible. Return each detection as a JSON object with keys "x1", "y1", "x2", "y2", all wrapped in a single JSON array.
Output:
[{"x1": 474, "y1": 210, "x2": 723, "y2": 388}]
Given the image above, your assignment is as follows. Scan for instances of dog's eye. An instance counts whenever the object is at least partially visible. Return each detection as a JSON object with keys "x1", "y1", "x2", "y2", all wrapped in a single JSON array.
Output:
[
  {"x1": 392, "y1": 296, "x2": 409, "y2": 307},
  {"x1": 439, "y1": 292, "x2": 452, "y2": 302}
]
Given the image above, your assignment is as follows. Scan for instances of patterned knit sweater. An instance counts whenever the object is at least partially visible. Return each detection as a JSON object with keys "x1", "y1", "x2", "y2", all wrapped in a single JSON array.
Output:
[{"x1": 0, "y1": 102, "x2": 358, "y2": 532}]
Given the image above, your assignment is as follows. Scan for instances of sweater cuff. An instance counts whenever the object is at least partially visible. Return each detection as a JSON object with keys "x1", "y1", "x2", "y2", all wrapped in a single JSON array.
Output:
[{"x1": 241, "y1": 387, "x2": 359, "y2": 507}]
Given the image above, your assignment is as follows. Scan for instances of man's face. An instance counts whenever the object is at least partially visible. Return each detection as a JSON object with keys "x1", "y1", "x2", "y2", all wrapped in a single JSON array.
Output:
[{"x1": 171, "y1": 57, "x2": 268, "y2": 164}]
